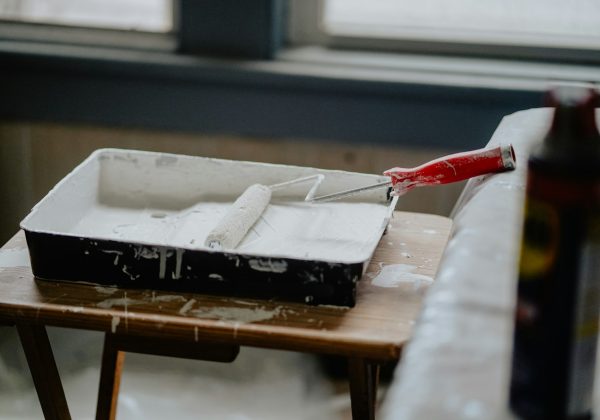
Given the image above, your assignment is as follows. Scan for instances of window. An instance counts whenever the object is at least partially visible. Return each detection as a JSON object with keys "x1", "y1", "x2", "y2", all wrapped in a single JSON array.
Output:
[
  {"x1": 0, "y1": 0, "x2": 586, "y2": 155},
  {"x1": 290, "y1": 0, "x2": 600, "y2": 63},
  {"x1": 0, "y1": 0, "x2": 172, "y2": 32}
]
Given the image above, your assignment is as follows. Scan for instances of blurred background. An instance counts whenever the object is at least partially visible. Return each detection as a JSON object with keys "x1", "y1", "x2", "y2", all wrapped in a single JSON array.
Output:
[{"x1": 0, "y1": 2, "x2": 599, "y2": 418}]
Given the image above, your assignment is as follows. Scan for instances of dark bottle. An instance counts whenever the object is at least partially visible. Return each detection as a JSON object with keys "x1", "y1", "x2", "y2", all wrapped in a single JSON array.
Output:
[{"x1": 510, "y1": 86, "x2": 600, "y2": 419}]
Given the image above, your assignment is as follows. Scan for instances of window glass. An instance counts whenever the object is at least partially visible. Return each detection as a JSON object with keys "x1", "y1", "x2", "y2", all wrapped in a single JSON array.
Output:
[
  {"x1": 0, "y1": 0, "x2": 172, "y2": 32},
  {"x1": 324, "y1": 0, "x2": 600, "y2": 48}
]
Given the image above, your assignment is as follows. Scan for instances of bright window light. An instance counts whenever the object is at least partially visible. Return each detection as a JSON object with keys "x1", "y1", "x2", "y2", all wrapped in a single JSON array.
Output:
[
  {"x1": 324, "y1": 0, "x2": 600, "y2": 49},
  {"x1": 0, "y1": 0, "x2": 172, "y2": 32}
]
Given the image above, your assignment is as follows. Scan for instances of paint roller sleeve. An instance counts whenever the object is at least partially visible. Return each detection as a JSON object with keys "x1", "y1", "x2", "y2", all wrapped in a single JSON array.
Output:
[{"x1": 205, "y1": 184, "x2": 272, "y2": 250}]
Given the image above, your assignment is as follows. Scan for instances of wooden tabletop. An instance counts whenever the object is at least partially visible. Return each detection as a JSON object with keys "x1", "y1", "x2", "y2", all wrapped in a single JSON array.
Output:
[{"x1": 0, "y1": 211, "x2": 451, "y2": 361}]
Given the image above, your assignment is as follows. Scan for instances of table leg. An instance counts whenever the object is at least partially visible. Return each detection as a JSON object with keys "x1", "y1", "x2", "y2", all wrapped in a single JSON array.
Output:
[
  {"x1": 96, "y1": 334, "x2": 125, "y2": 420},
  {"x1": 16, "y1": 322, "x2": 71, "y2": 420},
  {"x1": 348, "y1": 357, "x2": 380, "y2": 420},
  {"x1": 95, "y1": 333, "x2": 240, "y2": 420}
]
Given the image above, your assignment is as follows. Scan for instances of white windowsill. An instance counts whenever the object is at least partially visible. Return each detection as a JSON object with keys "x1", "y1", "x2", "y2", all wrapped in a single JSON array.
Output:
[{"x1": 276, "y1": 46, "x2": 600, "y2": 92}]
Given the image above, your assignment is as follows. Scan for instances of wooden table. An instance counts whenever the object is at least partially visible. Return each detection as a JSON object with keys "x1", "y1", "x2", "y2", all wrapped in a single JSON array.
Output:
[{"x1": 0, "y1": 211, "x2": 451, "y2": 420}]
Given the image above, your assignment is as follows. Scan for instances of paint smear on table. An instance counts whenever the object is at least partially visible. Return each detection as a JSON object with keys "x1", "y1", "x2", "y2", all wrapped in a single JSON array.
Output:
[
  {"x1": 189, "y1": 306, "x2": 283, "y2": 323},
  {"x1": 178, "y1": 298, "x2": 196, "y2": 315},
  {"x1": 0, "y1": 248, "x2": 30, "y2": 268},
  {"x1": 97, "y1": 297, "x2": 145, "y2": 309},
  {"x1": 371, "y1": 264, "x2": 433, "y2": 291},
  {"x1": 94, "y1": 286, "x2": 118, "y2": 295},
  {"x1": 151, "y1": 294, "x2": 187, "y2": 303}
]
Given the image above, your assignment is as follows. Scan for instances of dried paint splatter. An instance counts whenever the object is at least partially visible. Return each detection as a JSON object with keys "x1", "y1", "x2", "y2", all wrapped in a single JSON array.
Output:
[
  {"x1": 371, "y1": 264, "x2": 433, "y2": 291},
  {"x1": 0, "y1": 248, "x2": 30, "y2": 268},
  {"x1": 189, "y1": 306, "x2": 283, "y2": 324},
  {"x1": 97, "y1": 297, "x2": 145, "y2": 309}
]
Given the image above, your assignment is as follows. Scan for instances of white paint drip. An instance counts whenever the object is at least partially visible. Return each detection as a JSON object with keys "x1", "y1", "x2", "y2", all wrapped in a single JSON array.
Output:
[
  {"x1": 248, "y1": 258, "x2": 288, "y2": 273},
  {"x1": 194, "y1": 326, "x2": 199, "y2": 342},
  {"x1": 153, "y1": 295, "x2": 187, "y2": 303},
  {"x1": 423, "y1": 229, "x2": 438, "y2": 234},
  {"x1": 121, "y1": 265, "x2": 139, "y2": 281},
  {"x1": 174, "y1": 249, "x2": 184, "y2": 279},
  {"x1": 111, "y1": 316, "x2": 120, "y2": 333},
  {"x1": 371, "y1": 263, "x2": 433, "y2": 291},
  {"x1": 134, "y1": 247, "x2": 160, "y2": 259},
  {"x1": 226, "y1": 255, "x2": 241, "y2": 267},
  {"x1": 94, "y1": 286, "x2": 117, "y2": 295},
  {"x1": 101, "y1": 250, "x2": 123, "y2": 265},
  {"x1": 179, "y1": 299, "x2": 196, "y2": 315},
  {"x1": 124, "y1": 292, "x2": 129, "y2": 330},
  {"x1": 159, "y1": 248, "x2": 167, "y2": 279},
  {"x1": 0, "y1": 248, "x2": 30, "y2": 268},
  {"x1": 97, "y1": 297, "x2": 145, "y2": 309},
  {"x1": 189, "y1": 306, "x2": 282, "y2": 323},
  {"x1": 301, "y1": 271, "x2": 321, "y2": 284}
]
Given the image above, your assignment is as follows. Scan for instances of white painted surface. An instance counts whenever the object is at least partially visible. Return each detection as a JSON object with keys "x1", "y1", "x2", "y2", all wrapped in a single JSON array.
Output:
[
  {"x1": 0, "y1": 248, "x2": 30, "y2": 268},
  {"x1": 20, "y1": 149, "x2": 393, "y2": 264},
  {"x1": 380, "y1": 109, "x2": 557, "y2": 419}
]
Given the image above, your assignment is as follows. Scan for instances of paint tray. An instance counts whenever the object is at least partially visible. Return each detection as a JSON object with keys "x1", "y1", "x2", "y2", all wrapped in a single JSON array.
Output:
[{"x1": 20, "y1": 149, "x2": 395, "y2": 306}]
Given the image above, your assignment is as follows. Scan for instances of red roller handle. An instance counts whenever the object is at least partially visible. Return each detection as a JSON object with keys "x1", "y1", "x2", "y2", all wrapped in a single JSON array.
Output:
[{"x1": 383, "y1": 144, "x2": 516, "y2": 194}]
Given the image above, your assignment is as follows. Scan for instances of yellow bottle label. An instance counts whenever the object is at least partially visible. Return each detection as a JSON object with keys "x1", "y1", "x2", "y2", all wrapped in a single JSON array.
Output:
[{"x1": 518, "y1": 198, "x2": 560, "y2": 279}]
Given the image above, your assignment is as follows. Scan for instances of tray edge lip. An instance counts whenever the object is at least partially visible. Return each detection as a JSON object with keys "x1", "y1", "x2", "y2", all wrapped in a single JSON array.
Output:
[
  {"x1": 19, "y1": 147, "x2": 395, "y2": 265},
  {"x1": 20, "y1": 148, "x2": 108, "y2": 230},
  {"x1": 90, "y1": 147, "x2": 391, "y2": 183}
]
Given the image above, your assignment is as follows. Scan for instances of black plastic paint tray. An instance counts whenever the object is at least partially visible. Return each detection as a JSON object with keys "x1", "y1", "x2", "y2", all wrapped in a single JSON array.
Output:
[{"x1": 20, "y1": 149, "x2": 396, "y2": 306}]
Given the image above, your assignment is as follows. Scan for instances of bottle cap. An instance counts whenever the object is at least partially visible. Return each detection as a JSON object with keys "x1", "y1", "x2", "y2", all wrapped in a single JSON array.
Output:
[{"x1": 545, "y1": 84, "x2": 598, "y2": 108}]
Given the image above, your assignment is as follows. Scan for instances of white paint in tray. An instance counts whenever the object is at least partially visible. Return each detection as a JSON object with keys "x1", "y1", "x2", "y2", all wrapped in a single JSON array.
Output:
[
  {"x1": 189, "y1": 306, "x2": 283, "y2": 324},
  {"x1": 20, "y1": 149, "x2": 394, "y2": 264}
]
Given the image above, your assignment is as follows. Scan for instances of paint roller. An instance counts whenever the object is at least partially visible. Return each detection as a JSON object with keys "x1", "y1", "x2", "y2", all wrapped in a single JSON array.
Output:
[
  {"x1": 309, "y1": 144, "x2": 516, "y2": 202},
  {"x1": 206, "y1": 144, "x2": 516, "y2": 250},
  {"x1": 205, "y1": 175, "x2": 324, "y2": 250}
]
